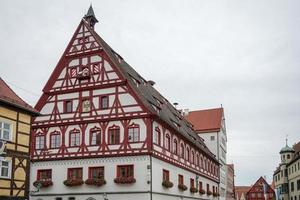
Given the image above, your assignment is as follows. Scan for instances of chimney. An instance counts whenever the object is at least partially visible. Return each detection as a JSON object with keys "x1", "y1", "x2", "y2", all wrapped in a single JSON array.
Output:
[{"x1": 183, "y1": 109, "x2": 189, "y2": 116}]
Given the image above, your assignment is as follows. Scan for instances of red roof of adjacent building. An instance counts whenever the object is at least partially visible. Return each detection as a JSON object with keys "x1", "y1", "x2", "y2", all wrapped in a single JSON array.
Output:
[
  {"x1": 235, "y1": 186, "x2": 251, "y2": 200},
  {"x1": 0, "y1": 77, "x2": 38, "y2": 114},
  {"x1": 185, "y1": 108, "x2": 224, "y2": 133}
]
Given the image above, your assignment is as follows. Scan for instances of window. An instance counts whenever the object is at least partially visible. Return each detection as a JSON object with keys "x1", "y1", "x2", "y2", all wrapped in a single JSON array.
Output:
[
  {"x1": 173, "y1": 139, "x2": 178, "y2": 154},
  {"x1": 200, "y1": 157, "x2": 203, "y2": 168},
  {"x1": 190, "y1": 178, "x2": 195, "y2": 188},
  {"x1": 69, "y1": 129, "x2": 80, "y2": 147},
  {"x1": 35, "y1": 134, "x2": 46, "y2": 150},
  {"x1": 117, "y1": 165, "x2": 134, "y2": 178},
  {"x1": 69, "y1": 197, "x2": 75, "y2": 200},
  {"x1": 154, "y1": 127, "x2": 160, "y2": 145},
  {"x1": 291, "y1": 182, "x2": 294, "y2": 192},
  {"x1": 163, "y1": 169, "x2": 169, "y2": 181},
  {"x1": 297, "y1": 179, "x2": 300, "y2": 190},
  {"x1": 108, "y1": 125, "x2": 120, "y2": 144},
  {"x1": 191, "y1": 151, "x2": 195, "y2": 164},
  {"x1": 89, "y1": 167, "x2": 104, "y2": 179},
  {"x1": 199, "y1": 181, "x2": 203, "y2": 191},
  {"x1": 207, "y1": 183, "x2": 210, "y2": 192},
  {"x1": 186, "y1": 148, "x2": 190, "y2": 161},
  {"x1": 0, "y1": 121, "x2": 12, "y2": 141},
  {"x1": 68, "y1": 168, "x2": 83, "y2": 180},
  {"x1": 50, "y1": 131, "x2": 61, "y2": 148},
  {"x1": 178, "y1": 174, "x2": 184, "y2": 185},
  {"x1": 165, "y1": 134, "x2": 170, "y2": 150},
  {"x1": 180, "y1": 144, "x2": 185, "y2": 158},
  {"x1": 210, "y1": 136, "x2": 215, "y2": 141},
  {"x1": 100, "y1": 96, "x2": 109, "y2": 109},
  {"x1": 0, "y1": 158, "x2": 11, "y2": 178},
  {"x1": 37, "y1": 169, "x2": 52, "y2": 181},
  {"x1": 287, "y1": 154, "x2": 291, "y2": 159},
  {"x1": 90, "y1": 127, "x2": 101, "y2": 146},
  {"x1": 196, "y1": 154, "x2": 199, "y2": 166},
  {"x1": 128, "y1": 124, "x2": 139, "y2": 143},
  {"x1": 82, "y1": 99, "x2": 90, "y2": 112},
  {"x1": 56, "y1": 198, "x2": 63, "y2": 200},
  {"x1": 65, "y1": 100, "x2": 73, "y2": 113}
]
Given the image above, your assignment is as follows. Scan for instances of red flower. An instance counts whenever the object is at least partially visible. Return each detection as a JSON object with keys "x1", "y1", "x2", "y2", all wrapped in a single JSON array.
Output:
[
  {"x1": 63, "y1": 179, "x2": 84, "y2": 187},
  {"x1": 85, "y1": 178, "x2": 106, "y2": 186},
  {"x1": 114, "y1": 177, "x2": 136, "y2": 184},
  {"x1": 33, "y1": 180, "x2": 53, "y2": 188}
]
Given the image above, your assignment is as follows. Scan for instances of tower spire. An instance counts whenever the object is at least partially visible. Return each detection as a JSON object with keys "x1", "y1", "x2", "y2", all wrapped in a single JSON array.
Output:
[{"x1": 84, "y1": 4, "x2": 98, "y2": 29}]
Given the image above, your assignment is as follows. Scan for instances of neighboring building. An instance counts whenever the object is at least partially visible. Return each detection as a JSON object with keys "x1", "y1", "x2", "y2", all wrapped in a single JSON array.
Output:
[
  {"x1": 235, "y1": 186, "x2": 251, "y2": 200},
  {"x1": 29, "y1": 6, "x2": 220, "y2": 200},
  {"x1": 226, "y1": 164, "x2": 236, "y2": 200},
  {"x1": 273, "y1": 141, "x2": 300, "y2": 200},
  {"x1": 0, "y1": 78, "x2": 39, "y2": 200},
  {"x1": 186, "y1": 107, "x2": 227, "y2": 200},
  {"x1": 246, "y1": 177, "x2": 275, "y2": 200}
]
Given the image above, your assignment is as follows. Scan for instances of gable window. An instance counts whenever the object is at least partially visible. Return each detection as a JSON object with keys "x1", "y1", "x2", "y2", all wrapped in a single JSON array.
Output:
[
  {"x1": 100, "y1": 96, "x2": 109, "y2": 109},
  {"x1": 35, "y1": 134, "x2": 46, "y2": 150},
  {"x1": 69, "y1": 129, "x2": 80, "y2": 147},
  {"x1": 90, "y1": 127, "x2": 101, "y2": 146},
  {"x1": 65, "y1": 100, "x2": 73, "y2": 113},
  {"x1": 128, "y1": 124, "x2": 139, "y2": 143},
  {"x1": 163, "y1": 169, "x2": 170, "y2": 181},
  {"x1": 108, "y1": 125, "x2": 120, "y2": 144},
  {"x1": 37, "y1": 169, "x2": 52, "y2": 181},
  {"x1": 89, "y1": 167, "x2": 104, "y2": 179},
  {"x1": 173, "y1": 139, "x2": 178, "y2": 154},
  {"x1": 180, "y1": 143, "x2": 185, "y2": 158},
  {"x1": 82, "y1": 99, "x2": 91, "y2": 112},
  {"x1": 117, "y1": 165, "x2": 134, "y2": 178},
  {"x1": 0, "y1": 158, "x2": 11, "y2": 178},
  {"x1": 50, "y1": 131, "x2": 61, "y2": 148},
  {"x1": 178, "y1": 174, "x2": 184, "y2": 185},
  {"x1": 165, "y1": 134, "x2": 171, "y2": 150},
  {"x1": 154, "y1": 127, "x2": 160, "y2": 145},
  {"x1": 68, "y1": 168, "x2": 83, "y2": 180},
  {"x1": 0, "y1": 121, "x2": 12, "y2": 141}
]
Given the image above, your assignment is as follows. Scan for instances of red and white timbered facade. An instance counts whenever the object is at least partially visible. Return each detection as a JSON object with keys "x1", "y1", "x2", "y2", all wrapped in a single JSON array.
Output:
[{"x1": 30, "y1": 6, "x2": 220, "y2": 200}]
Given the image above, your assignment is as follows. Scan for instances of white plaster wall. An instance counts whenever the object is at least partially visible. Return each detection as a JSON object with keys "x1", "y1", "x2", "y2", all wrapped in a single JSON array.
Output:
[
  {"x1": 152, "y1": 157, "x2": 218, "y2": 200},
  {"x1": 30, "y1": 156, "x2": 151, "y2": 200}
]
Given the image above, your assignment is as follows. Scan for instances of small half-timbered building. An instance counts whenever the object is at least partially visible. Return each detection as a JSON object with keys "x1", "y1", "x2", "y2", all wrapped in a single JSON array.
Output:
[
  {"x1": 30, "y1": 6, "x2": 220, "y2": 200},
  {"x1": 246, "y1": 177, "x2": 275, "y2": 200},
  {"x1": 0, "y1": 77, "x2": 39, "y2": 200}
]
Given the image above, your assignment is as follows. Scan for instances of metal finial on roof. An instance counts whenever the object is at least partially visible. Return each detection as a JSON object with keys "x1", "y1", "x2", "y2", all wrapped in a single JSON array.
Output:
[
  {"x1": 84, "y1": 4, "x2": 98, "y2": 28},
  {"x1": 286, "y1": 135, "x2": 288, "y2": 146}
]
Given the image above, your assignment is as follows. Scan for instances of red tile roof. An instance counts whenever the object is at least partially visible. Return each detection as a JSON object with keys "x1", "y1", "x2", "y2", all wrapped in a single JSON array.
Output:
[
  {"x1": 235, "y1": 186, "x2": 251, "y2": 200},
  {"x1": 0, "y1": 77, "x2": 38, "y2": 114},
  {"x1": 185, "y1": 108, "x2": 224, "y2": 133}
]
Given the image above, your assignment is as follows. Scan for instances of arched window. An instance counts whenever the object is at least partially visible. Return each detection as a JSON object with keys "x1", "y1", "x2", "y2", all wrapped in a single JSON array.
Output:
[
  {"x1": 173, "y1": 139, "x2": 178, "y2": 154},
  {"x1": 200, "y1": 156, "x2": 203, "y2": 168},
  {"x1": 128, "y1": 123, "x2": 139, "y2": 143},
  {"x1": 191, "y1": 151, "x2": 195, "y2": 164},
  {"x1": 204, "y1": 158, "x2": 207, "y2": 171},
  {"x1": 165, "y1": 134, "x2": 170, "y2": 150},
  {"x1": 108, "y1": 125, "x2": 120, "y2": 144},
  {"x1": 154, "y1": 127, "x2": 160, "y2": 145},
  {"x1": 90, "y1": 127, "x2": 101, "y2": 146},
  {"x1": 180, "y1": 143, "x2": 185, "y2": 158},
  {"x1": 186, "y1": 147, "x2": 190, "y2": 161},
  {"x1": 69, "y1": 129, "x2": 80, "y2": 147},
  {"x1": 50, "y1": 131, "x2": 61, "y2": 148},
  {"x1": 35, "y1": 132, "x2": 46, "y2": 150},
  {"x1": 196, "y1": 154, "x2": 199, "y2": 166}
]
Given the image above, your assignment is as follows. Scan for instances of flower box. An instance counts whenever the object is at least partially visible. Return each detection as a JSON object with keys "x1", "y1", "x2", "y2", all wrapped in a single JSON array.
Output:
[
  {"x1": 207, "y1": 190, "x2": 213, "y2": 196},
  {"x1": 114, "y1": 177, "x2": 136, "y2": 184},
  {"x1": 63, "y1": 179, "x2": 84, "y2": 187},
  {"x1": 190, "y1": 187, "x2": 199, "y2": 193},
  {"x1": 85, "y1": 178, "x2": 106, "y2": 186},
  {"x1": 178, "y1": 184, "x2": 188, "y2": 191},
  {"x1": 33, "y1": 180, "x2": 53, "y2": 188},
  {"x1": 199, "y1": 189, "x2": 206, "y2": 195},
  {"x1": 162, "y1": 180, "x2": 174, "y2": 188}
]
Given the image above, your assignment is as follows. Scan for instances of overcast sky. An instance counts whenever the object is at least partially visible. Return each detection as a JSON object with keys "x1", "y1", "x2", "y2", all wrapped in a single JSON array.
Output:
[{"x1": 0, "y1": 0, "x2": 299, "y2": 186}]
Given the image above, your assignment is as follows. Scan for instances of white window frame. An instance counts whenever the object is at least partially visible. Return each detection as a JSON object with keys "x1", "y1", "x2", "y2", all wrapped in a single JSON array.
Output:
[
  {"x1": 0, "y1": 157, "x2": 11, "y2": 178},
  {"x1": 0, "y1": 121, "x2": 13, "y2": 141}
]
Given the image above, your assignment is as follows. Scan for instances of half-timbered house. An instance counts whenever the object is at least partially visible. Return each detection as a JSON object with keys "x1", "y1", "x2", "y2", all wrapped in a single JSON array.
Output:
[
  {"x1": 30, "y1": 6, "x2": 220, "y2": 200},
  {"x1": 0, "y1": 77, "x2": 39, "y2": 200}
]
